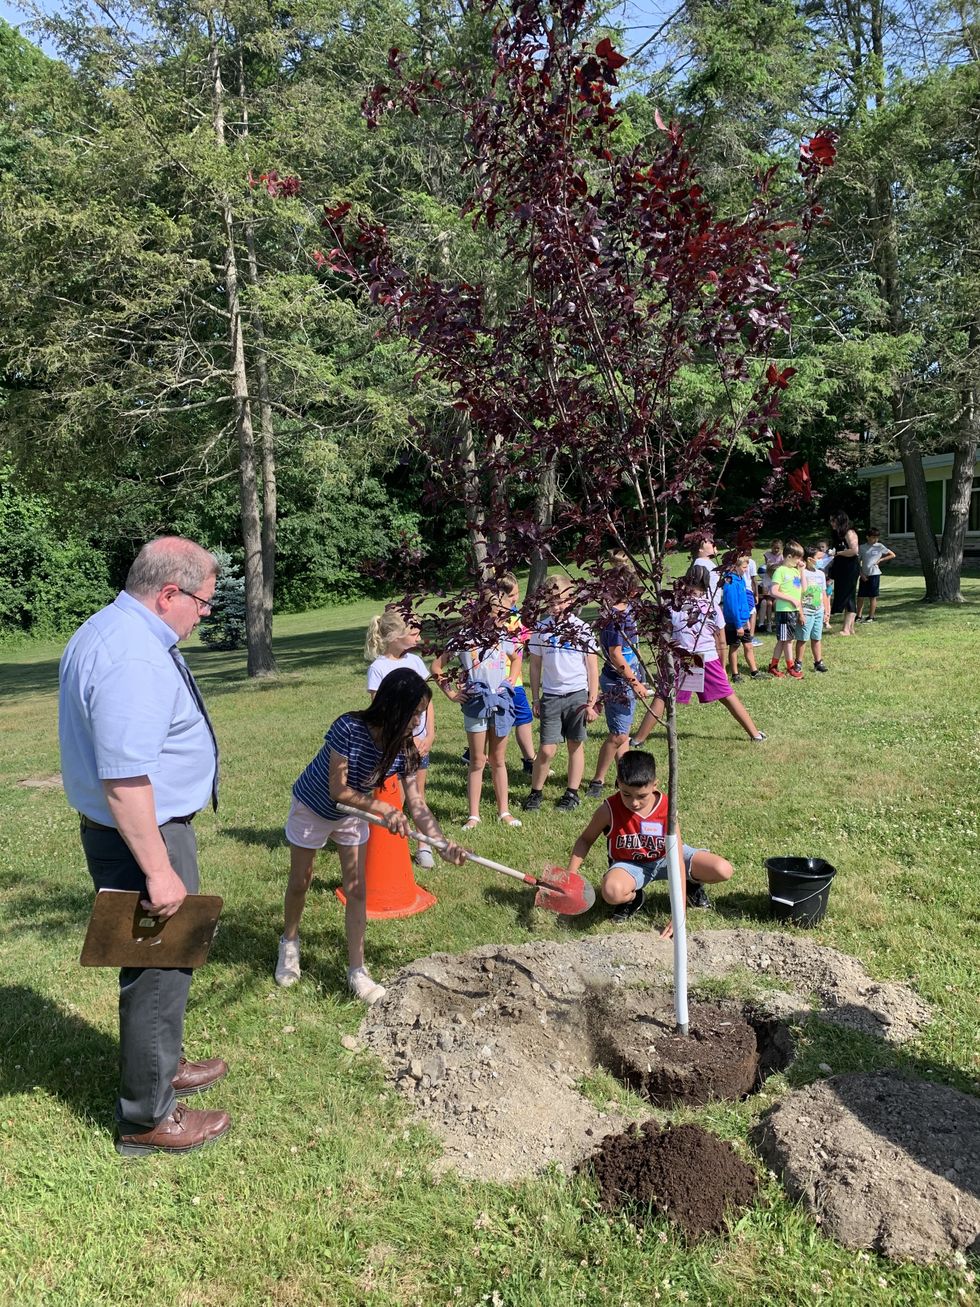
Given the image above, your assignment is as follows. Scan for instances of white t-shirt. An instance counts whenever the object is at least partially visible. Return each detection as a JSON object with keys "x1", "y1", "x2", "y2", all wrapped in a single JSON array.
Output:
[
  {"x1": 670, "y1": 599, "x2": 719, "y2": 663},
  {"x1": 529, "y1": 615, "x2": 599, "y2": 694},
  {"x1": 743, "y1": 558, "x2": 758, "y2": 594},
  {"x1": 367, "y1": 653, "x2": 429, "y2": 738},
  {"x1": 860, "y1": 542, "x2": 890, "y2": 577},
  {"x1": 801, "y1": 568, "x2": 827, "y2": 614}
]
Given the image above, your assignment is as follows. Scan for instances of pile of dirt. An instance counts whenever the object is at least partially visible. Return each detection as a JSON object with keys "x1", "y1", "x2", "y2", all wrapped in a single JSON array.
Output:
[
  {"x1": 358, "y1": 930, "x2": 929, "y2": 1181},
  {"x1": 752, "y1": 1069, "x2": 980, "y2": 1264},
  {"x1": 596, "y1": 996, "x2": 760, "y2": 1106},
  {"x1": 577, "y1": 1120, "x2": 759, "y2": 1240}
]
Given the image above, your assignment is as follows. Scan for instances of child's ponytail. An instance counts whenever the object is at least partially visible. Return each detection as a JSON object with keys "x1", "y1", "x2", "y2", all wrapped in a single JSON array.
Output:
[
  {"x1": 364, "y1": 609, "x2": 410, "y2": 660},
  {"x1": 364, "y1": 615, "x2": 386, "y2": 660}
]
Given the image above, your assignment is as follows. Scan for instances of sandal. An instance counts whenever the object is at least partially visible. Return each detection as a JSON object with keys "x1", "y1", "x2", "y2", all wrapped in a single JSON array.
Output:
[
  {"x1": 461, "y1": 816, "x2": 481, "y2": 830},
  {"x1": 498, "y1": 812, "x2": 523, "y2": 828}
]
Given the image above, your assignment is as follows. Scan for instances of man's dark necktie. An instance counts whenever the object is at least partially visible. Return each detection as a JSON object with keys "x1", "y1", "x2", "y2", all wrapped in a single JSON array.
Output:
[{"x1": 169, "y1": 646, "x2": 219, "y2": 811}]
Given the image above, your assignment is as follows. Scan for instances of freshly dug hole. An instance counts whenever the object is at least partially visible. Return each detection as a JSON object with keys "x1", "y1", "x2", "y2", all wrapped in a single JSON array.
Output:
[{"x1": 577, "y1": 1120, "x2": 760, "y2": 1240}]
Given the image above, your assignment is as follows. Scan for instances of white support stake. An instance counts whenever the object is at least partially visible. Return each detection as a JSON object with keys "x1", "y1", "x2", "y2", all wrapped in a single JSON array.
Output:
[{"x1": 665, "y1": 831, "x2": 689, "y2": 1034}]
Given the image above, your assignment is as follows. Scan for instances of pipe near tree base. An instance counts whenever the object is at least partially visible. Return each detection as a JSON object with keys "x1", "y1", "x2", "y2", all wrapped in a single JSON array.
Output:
[{"x1": 665, "y1": 831, "x2": 689, "y2": 1034}]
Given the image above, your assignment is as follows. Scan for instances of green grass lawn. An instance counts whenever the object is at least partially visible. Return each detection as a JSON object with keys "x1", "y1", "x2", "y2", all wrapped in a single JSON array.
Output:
[{"x1": 1, "y1": 572, "x2": 978, "y2": 1306}]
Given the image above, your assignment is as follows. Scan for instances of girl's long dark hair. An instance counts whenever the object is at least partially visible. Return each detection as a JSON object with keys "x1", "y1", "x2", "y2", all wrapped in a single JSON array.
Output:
[
  {"x1": 354, "y1": 667, "x2": 430, "y2": 786},
  {"x1": 829, "y1": 511, "x2": 851, "y2": 537}
]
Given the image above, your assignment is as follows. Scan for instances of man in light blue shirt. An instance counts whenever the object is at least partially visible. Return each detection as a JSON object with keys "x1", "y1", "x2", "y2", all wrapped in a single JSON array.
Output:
[{"x1": 59, "y1": 536, "x2": 231, "y2": 1155}]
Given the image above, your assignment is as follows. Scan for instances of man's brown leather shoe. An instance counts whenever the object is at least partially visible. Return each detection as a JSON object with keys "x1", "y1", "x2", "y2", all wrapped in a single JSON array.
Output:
[
  {"x1": 171, "y1": 1055, "x2": 228, "y2": 1096},
  {"x1": 116, "y1": 1103, "x2": 231, "y2": 1156}
]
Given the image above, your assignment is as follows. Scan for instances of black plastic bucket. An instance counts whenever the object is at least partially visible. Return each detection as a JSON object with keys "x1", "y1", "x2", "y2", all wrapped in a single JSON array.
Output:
[{"x1": 765, "y1": 857, "x2": 837, "y2": 927}]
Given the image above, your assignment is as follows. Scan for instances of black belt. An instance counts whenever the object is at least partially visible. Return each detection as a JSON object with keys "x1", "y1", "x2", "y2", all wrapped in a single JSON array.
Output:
[{"x1": 80, "y1": 813, "x2": 196, "y2": 832}]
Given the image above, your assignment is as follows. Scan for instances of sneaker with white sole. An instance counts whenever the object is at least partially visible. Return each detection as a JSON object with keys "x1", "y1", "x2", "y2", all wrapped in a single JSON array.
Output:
[
  {"x1": 585, "y1": 779, "x2": 605, "y2": 800},
  {"x1": 275, "y1": 935, "x2": 301, "y2": 987},
  {"x1": 415, "y1": 846, "x2": 435, "y2": 869},
  {"x1": 347, "y1": 967, "x2": 386, "y2": 1005}
]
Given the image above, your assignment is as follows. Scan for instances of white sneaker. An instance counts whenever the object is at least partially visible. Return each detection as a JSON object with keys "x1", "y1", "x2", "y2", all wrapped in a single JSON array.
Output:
[
  {"x1": 348, "y1": 967, "x2": 386, "y2": 1005},
  {"x1": 415, "y1": 846, "x2": 435, "y2": 870},
  {"x1": 275, "y1": 935, "x2": 301, "y2": 987}
]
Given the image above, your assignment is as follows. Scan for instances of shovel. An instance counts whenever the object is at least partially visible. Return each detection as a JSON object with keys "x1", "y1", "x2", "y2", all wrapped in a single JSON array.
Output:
[{"x1": 338, "y1": 804, "x2": 596, "y2": 916}]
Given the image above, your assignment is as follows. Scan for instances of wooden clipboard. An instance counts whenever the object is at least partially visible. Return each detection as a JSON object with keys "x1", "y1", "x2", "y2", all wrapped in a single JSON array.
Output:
[{"x1": 80, "y1": 889, "x2": 223, "y2": 969}]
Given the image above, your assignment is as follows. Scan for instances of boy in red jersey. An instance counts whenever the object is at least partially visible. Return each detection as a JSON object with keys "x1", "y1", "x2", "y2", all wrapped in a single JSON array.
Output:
[{"x1": 565, "y1": 750, "x2": 733, "y2": 928}]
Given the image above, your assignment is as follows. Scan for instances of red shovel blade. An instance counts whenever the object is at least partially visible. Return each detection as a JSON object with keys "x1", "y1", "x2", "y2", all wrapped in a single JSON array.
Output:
[{"x1": 532, "y1": 865, "x2": 596, "y2": 916}]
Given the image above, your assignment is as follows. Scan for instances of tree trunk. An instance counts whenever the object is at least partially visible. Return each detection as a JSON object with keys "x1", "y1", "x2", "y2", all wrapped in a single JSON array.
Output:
[
  {"x1": 454, "y1": 411, "x2": 490, "y2": 576},
  {"x1": 931, "y1": 322, "x2": 979, "y2": 602},
  {"x1": 210, "y1": 25, "x2": 277, "y2": 676},
  {"x1": 527, "y1": 456, "x2": 557, "y2": 595},
  {"x1": 239, "y1": 56, "x2": 277, "y2": 651}
]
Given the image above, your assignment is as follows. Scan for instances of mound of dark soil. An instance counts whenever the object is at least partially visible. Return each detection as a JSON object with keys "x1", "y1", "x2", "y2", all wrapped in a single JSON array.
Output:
[
  {"x1": 595, "y1": 997, "x2": 761, "y2": 1106},
  {"x1": 577, "y1": 1120, "x2": 759, "y2": 1240}
]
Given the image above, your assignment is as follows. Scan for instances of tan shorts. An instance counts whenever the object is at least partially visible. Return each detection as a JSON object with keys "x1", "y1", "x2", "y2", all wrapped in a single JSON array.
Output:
[{"x1": 284, "y1": 797, "x2": 369, "y2": 849}]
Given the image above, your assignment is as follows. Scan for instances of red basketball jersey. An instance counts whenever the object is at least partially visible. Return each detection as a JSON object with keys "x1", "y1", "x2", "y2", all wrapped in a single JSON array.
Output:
[{"x1": 604, "y1": 790, "x2": 669, "y2": 864}]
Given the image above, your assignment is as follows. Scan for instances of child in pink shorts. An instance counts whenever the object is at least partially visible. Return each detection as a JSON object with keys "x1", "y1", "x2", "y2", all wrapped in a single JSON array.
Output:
[{"x1": 632, "y1": 565, "x2": 766, "y2": 744}]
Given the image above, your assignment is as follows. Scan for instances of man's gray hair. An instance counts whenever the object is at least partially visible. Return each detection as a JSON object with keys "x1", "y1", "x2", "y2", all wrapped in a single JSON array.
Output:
[{"x1": 125, "y1": 537, "x2": 220, "y2": 598}]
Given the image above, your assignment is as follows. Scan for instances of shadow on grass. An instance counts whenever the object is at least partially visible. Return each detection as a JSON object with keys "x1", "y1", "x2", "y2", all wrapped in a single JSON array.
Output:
[
  {"x1": 0, "y1": 656, "x2": 62, "y2": 700},
  {"x1": 207, "y1": 896, "x2": 412, "y2": 997},
  {"x1": 0, "y1": 985, "x2": 117, "y2": 1129},
  {"x1": 222, "y1": 826, "x2": 286, "y2": 851},
  {"x1": 712, "y1": 889, "x2": 775, "y2": 922},
  {"x1": 0, "y1": 880, "x2": 94, "y2": 937}
]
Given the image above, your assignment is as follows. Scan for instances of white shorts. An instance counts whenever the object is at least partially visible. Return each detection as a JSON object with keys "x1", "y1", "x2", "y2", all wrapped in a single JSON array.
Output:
[{"x1": 285, "y1": 797, "x2": 369, "y2": 849}]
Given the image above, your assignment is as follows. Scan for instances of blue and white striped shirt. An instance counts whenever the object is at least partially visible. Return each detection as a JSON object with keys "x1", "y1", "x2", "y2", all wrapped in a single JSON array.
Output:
[{"x1": 293, "y1": 714, "x2": 404, "y2": 820}]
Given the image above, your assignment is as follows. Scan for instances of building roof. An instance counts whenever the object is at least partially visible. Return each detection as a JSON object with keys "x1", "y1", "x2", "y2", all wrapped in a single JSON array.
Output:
[{"x1": 856, "y1": 451, "x2": 980, "y2": 479}]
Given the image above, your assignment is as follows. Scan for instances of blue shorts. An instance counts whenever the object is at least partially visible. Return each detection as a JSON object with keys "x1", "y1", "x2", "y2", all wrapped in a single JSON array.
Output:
[
  {"x1": 600, "y1": 668, "x2": 639, "y2": 736},
  {"x1": 608, "y1": 845, "x2": 702, "y2": 890},
  {"x1": 512, "y1": 684, "x2": 533, "y2": 727},
  {"x1": 462, "y1": 709, "x2": 512, "y2": 736},
  {"x1": 795, "y1": 611, "x2": 824, "y2": 642}
]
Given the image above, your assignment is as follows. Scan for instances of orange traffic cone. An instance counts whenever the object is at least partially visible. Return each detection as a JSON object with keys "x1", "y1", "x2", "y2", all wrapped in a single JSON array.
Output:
[{"x1": 335, "y1": 774, "x2": 437, "y2": 919}]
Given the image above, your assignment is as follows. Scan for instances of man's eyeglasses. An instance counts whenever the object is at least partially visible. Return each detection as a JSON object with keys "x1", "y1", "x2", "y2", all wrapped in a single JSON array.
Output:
[{"x1": 174, "y1": 587, "x2": 214, "y2": 615}]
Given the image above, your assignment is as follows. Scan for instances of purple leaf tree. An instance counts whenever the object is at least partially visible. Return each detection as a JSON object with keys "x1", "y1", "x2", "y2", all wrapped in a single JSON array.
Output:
[{"x1": 317, "y1": 0, "x2": 833, "y2": 1031}]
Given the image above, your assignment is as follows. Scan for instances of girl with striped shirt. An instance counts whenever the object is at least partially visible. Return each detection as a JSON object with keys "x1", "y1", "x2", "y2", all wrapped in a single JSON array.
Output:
[{"x1": 275, "y1": 668, "x2": 464, "y2": 1003}]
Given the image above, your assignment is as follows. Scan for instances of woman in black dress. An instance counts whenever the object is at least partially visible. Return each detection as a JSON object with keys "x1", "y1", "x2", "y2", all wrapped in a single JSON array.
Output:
[{"x1": 828, "y1": 511, "x2": 861, "y2": 635}]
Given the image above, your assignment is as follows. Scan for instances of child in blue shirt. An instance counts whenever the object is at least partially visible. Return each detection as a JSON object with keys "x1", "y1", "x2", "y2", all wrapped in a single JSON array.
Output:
[{"x1": 722, "y1": 556, "x2": 763, "y2": 682}]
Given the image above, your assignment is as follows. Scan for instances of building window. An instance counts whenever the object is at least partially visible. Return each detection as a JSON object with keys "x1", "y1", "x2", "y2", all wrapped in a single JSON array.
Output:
[
  {"x1": 970, "y1": 477, "x2": 980, "y2": 533},
  {"x1": 888, "y1": 480, "x2": 947, "y2": 535},
  {"x1": 889, "y1": 488, "x2": 909, "y2": 535}
]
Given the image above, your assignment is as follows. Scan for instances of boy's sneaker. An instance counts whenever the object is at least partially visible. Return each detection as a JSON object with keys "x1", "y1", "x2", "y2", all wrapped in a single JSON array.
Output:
[
  {"x1": 768, "y1": 664, "x2": 785, "y2": 678},
  {"x1": 687, "y1": 881, "x2": 712, "y2": 909},
  {"x1": 521, "y1": 789, "x2": 544, "y2": 812},
  {"x1": 461, "y1": 748, "x2": 470, "y2": 764},
  {"x1": 522, "y1": 757, "x2": 535, "y2": 774},
  {"x1": 813, "y1": 661, "x2": 829, "y2": 673},
  {"x1": 585, "y1": 779, "x2": 605, "y2": 800},
  {"x1": 415, "y1": 846, "x2": 435, "y2": 869},
  {"x1": 347, "y1": 967, "x2": 386, "y2": 1006},
  {"x1": 787, "y1": 665, "x2": 804, "y2": 679},
  {"x1": 750, "y1": 669, "x2": 765, "y2": 679},
  {"x1": 556, "y1": 789, "x2": 581, "y2": 812},
  {"x1": 750, "y1": 638, "x2": 763, "y2": 646},
  {"x1": 793, "y1": 661, "x2": 803, "y2": 673},
  {"x1": 275, "y1": 935, "x2": 301, "y2": 987},
  {"x1": 611, "y1": 889, "x2": 645, "y2": 924},
  {"x1": 731, "y1": 673, "x2": 743, "y2": 683},
  {"x1": 751, "y1": 732, "x2": 767, "y2": 742}
]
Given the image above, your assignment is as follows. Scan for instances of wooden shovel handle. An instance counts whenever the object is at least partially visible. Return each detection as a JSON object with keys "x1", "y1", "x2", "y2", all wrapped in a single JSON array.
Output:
[{"x1": 336, "y1": 803, "x2": 536, "y2": 885}]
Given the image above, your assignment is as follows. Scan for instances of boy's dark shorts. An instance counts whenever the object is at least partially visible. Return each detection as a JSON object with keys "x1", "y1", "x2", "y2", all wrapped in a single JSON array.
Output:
[
  {"x1": 775, "y1": 614, "x2": 796, "y2": 642},
  {"x1": 724, "y1": 623, "x2": 752, "y2": 649},
  {"x1": 858, "y1": 575, "x2": 880, "y2": 598}
]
